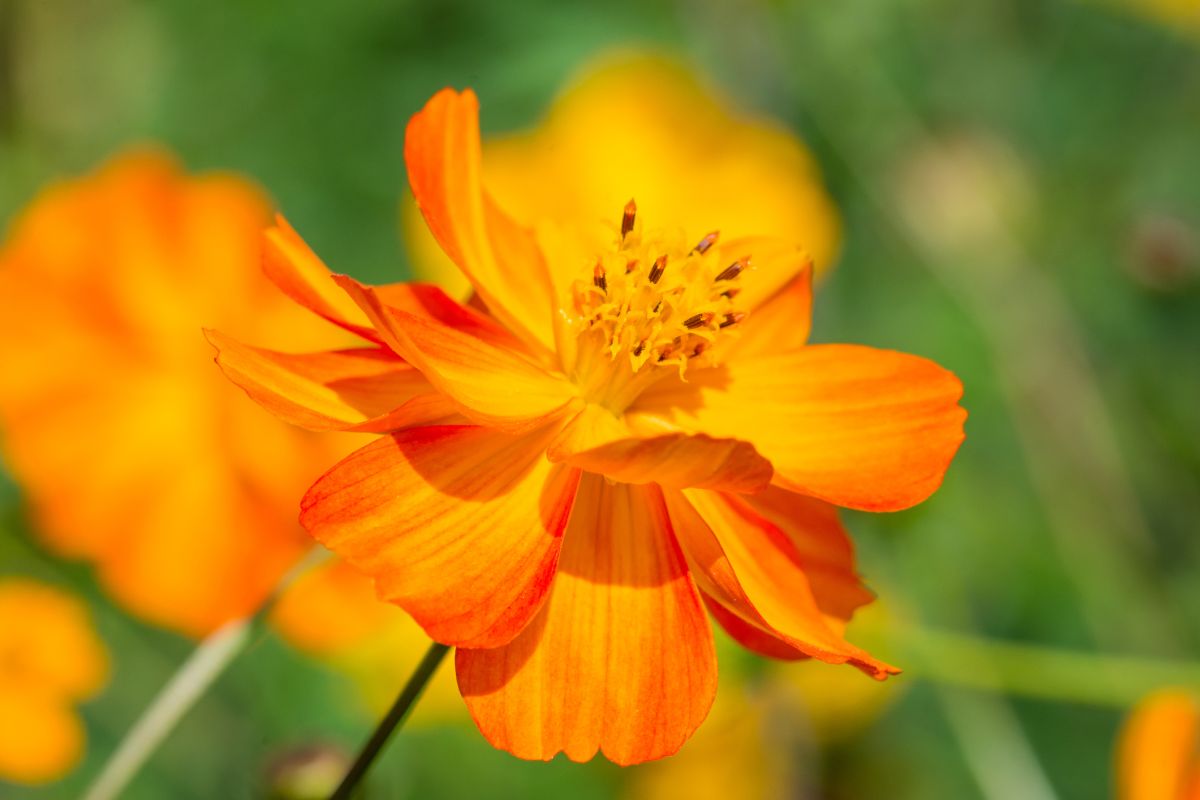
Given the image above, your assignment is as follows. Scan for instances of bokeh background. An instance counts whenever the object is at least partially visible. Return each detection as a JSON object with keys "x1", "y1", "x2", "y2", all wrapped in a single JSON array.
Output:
[{"x1": 2, "y1": 0, "x2": 1199, "y2": 797}]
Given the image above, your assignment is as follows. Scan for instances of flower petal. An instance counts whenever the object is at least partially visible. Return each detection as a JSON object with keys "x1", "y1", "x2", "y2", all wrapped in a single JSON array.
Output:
[
  {"x1": 701, "y1": 593, "x2": 807, "y2": 660},
  {"x1": 335, "y1": 276, "x2": 579, "y2": 434},
  {"x1": 665, "y1": 489, "x2": 895, "y2": 677},
  {"x1": 262, "y1": 216, "x2": 380, "y2": 341},
  {"x1": 206, "y1": 331, "x2": 458, "y2": 432},
  {"x1": 456, "y1": 477, "x2": 716, "y2": 765},
  {"x1": 547, "y1": 403, "x2": 771, "y2": 492},
  {"x1": 635, "y1": 345, "x2": 967, "y2": 511},
  {"x1": 300, "y1": 425, "x2": 580, "y2": 648},
  {"x1": 405, "y1": 88, "x2": 556, "y2": 353}
]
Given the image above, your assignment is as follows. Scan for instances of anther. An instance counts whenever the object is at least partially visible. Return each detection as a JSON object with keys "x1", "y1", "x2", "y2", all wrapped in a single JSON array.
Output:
[
  {"x1": 621, "y1": 199, "x2": 637, "y2": 238},
  {"x1": 682, "y1": 312, "x2": 714, "y2": 330},
  {"x1": 719, "y1": 312, "x2": 746, "y2": 329},
  {"x1": 715, "y1": 258, "x2": 748, "y2": 281},
  {"x1": 691, "y1": 342, "x2": 708, "y2": 358},
  {"x1": 593, "y1": 263, "x2": 607, "y2": 292},
  {"x1": 632, "y1": 342, "x2": 646, "y2": 357},
  {"x1": 692, "y1": 231, "x2": 719, "y2": 255},
  {"x1": 625, "y1": 258, "x2": 639, "y2": 274},
  {"x1": 648, "y1": 255, "x2": 667, "y2": 284},
  {"x1": 721, "y1": 287, "x2": 741, "y2": 299}
]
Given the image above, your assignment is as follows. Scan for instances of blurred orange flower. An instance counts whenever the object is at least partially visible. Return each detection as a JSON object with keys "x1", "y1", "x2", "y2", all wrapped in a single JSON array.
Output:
[
  {"x1": 404, "y1": 52, "x2": 841, "y2": 295},
  {"x1": 0, "y1": 578, "x2": 108, "y2": 785},
  {"x1": 0, "y1": 152, "x2": 361, "y2": 638},
  {"x1": 1117, "y1": 689, "x2": 1200, "y2": 800},
  {"x1": 211, "y1": 87, "x2": 966, "y2": 764}
]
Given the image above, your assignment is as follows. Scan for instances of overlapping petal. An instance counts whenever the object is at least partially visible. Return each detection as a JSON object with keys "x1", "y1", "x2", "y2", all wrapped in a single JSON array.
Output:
[
  {"x1": 334, "y1": 276, "x2": 579, "y2": 433},
  {"x1": 665, "y1": 490, "x2": 894, "y2": 677},
  {"x1": 205, "y1": 332, "x2": 459, "y2": 432},
  {"x1": 405, "y1": 88, "x2": 557, "y2": 352},
  {"x1": 634, "y1": 345, "x2": 967, "y2": 511},
  {"x1": 456, "y1": 477, "x2": 716, "y2": 765},
  {"x1": 300, "y1": 424, "x2": 581, "y2": 648},
  {"x1": 546, "y1": 404, "x2": 772, "y2": 492}
]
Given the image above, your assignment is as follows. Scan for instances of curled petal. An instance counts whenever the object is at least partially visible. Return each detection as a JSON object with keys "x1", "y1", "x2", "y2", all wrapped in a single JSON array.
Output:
[
  {"x1": 301, "y1": 425, "x2": 581, "y2": 648},
  {"x1": 457, "y1": 478, "x2": 716, "y2": 765}
]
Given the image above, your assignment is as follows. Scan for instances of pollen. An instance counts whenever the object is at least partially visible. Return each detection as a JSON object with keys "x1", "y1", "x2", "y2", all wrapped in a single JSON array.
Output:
[{"x1": 561, "y1": 201, "x2": 749, "y2": 410}]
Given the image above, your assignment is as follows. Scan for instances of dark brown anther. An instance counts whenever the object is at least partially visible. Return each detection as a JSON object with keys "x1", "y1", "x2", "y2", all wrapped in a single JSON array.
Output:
[
  {"x1": 715, "y1": 258, "x2": 748, "y2": 282},
  {"x1": 692, "y1": 231, "x2": 719, "y2": 255},
  {"x1": 593, "y1": 262, "x2": 607, "y2": 292},
  {"x1": 621, "y1": 199, "x2": 637, "y2": 238},
  {"x1": 632, "y1": 342, "x2": 646, "y2": 357},
  {"x1": 719, "y1": 312, "x2": 746, "y2": 329},
  {"x1": 721, "y1": 287, "x2": 742, "y2": 299},
  {"x1": 691, "y1": 342, "x2": 708, "y2": 358},
  {"x1": 648, "y1": 255, "x2": 667, "y2": 284},
  {"x1": 682, "y1": 312, "x2": 714, "y2": 330}
]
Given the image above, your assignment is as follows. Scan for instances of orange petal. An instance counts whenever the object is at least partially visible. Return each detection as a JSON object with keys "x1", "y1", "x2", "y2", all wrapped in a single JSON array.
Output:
[
  {"x1": 300, "y1": 425, "x2": 580, "y2": 648},
  {"x1": 666, "y1": 489, "x2": 895, "y2": 678},
  {"x1": 206, "y1": 331, "x2": 458, "y2": 432},
  {"x1": 547, "y1": 403, "x2": 771, "y2": 492},
  {"x1": 405, "y1": 89, "x2": 556, "y2": 353},
  {"x1": 713, "y1": 268, "x2": 812, "y2": 361},
  {"x1": 635, "y1": 345, "x2": 966, "y2": 511},
  {"x1": 456, "y1": 477, "x2": 716, "y2": 765},
  {"x1": 702, "y1": 593, "x2": 807, "y2": 660},
  {"x1": 1117, "y1": 689, "x2": 1200, "y2": 800},
  {"x1": 742, "y1": 487, "x2": 875, "y2": 622},
  {"x1": 262, "y1": 216, "x2": 380, "y2": 341},
  {"x1": 335, "y1": 276, "x2": 579, "y2": 434}
]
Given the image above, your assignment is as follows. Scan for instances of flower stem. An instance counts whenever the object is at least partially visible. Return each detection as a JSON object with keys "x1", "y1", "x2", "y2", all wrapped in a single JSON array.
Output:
[
  {"x1": 83, "y1": 547, "x2": 330, "y2": 800},
  {"x1": 329, "y1": 640, "x2": 451, "y2": 800}
]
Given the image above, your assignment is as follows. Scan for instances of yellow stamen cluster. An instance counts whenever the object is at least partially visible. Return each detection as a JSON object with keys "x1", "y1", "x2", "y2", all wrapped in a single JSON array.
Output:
[{"x1": 563, "y1": 200, "x2": 748, "y2": 411}]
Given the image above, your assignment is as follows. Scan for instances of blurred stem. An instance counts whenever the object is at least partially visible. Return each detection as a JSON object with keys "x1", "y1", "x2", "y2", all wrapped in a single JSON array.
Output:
[
  {"x1": 903, "y1": 626, "x2": 1200, "y2": 707},
  {"x1": 82, "y1": 547, "x2": 330, "y2": 800},
  {"x1": 330, "y1": 640, "x2": 451, "y2": 800}
]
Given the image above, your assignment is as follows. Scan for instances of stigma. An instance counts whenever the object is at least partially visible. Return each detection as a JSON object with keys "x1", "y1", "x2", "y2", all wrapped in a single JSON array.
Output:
[{"x1": 562, "y1": 200, "x2": 749, "y2": 409}]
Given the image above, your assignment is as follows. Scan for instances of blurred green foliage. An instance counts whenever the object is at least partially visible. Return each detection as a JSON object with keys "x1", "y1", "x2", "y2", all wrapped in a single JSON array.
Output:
[{"x1": 1, "y1": 0, "x2": 1198, "y2": 798}]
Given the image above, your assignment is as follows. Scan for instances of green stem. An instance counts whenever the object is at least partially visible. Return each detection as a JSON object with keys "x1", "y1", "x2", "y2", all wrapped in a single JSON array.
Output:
[
  {"x1": 82, "y1": 547, "x2": 329, "y2": 800},
  {"x1": 329, "y1": 641, "x2": 451, "y2": 800}
]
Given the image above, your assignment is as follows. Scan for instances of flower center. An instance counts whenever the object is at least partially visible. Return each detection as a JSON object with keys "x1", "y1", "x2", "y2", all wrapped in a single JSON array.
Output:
[{"x1": 559, "y1": 200, "x2": 746, "y2": 412}]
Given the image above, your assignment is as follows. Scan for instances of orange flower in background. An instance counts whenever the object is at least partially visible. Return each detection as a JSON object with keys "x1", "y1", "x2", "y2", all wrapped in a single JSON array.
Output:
[
  {"x1": 404, "y1": 53, "x2": 841, "y2": 295},
  {"x1": 1117, "y1": 689, "x2": 1200, "y2": 800},
  {"x1": 211, "y1": 88, "x2": 966, "y2": 764},
  {"x1": 0, "y1": 152, "x2": 355, "y2": 637},
  {"x1": 0, "y1": 579, "x2": 108, "y2": 785}
]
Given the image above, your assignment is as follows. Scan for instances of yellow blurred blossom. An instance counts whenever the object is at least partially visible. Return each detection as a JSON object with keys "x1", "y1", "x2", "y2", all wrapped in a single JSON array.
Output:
[{"x1": 0, "y1": 578, "x2": 108, "y2": 785}]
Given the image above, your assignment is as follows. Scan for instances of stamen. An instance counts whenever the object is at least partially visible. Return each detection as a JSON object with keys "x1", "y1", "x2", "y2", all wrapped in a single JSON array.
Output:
[
  {"x1": 625, "y1": 258, "x2": 638, "y2": 274},
  {"x1": 692, "y1": 231, "x2": 719, "y2": 255},
  {"x1": 593, "y1": 263, "x2": 607, "y2": 292},
  {"x1": 715, "y1": 258, "x2": 748, "y2": 281},
  {"x1": 691, "y1": 342, "x2": 708, "y2": 358},
  {"x1": 682, "y1": 312, "x2": 714, "y2": 330},
  {"x1": 648, "y1": 255, "x2": 667, "y2": 284},
  {"x1": 621, "y1": 199, "x2": 637, "y2": 238},
  {"x1": 632, "y1": 342, "x2": 645, "y2": 357},
  {"x1": 721, "y1": 287, "x2": 741, "y2": 299},
  {"x1": 719, "y1": 312, "x2": 746, "y2": 329}
]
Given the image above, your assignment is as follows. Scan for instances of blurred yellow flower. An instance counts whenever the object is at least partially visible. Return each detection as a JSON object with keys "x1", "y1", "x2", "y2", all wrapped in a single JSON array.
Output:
[
  {"x1": 1116, "y1": 689, "x2": 1200, "y2": 800},
  {"x1": 403, "y1": 52, "x2": 841, "y2": 295},
  {"x1": 0, "y1": 578, "x2": 108, "y2": 785}
]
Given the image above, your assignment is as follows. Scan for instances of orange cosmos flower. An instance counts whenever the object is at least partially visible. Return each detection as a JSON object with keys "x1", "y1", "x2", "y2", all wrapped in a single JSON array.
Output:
[
  {"x1": 1117, "y1": 689, "x2": 1200, "y2": 800},
  {"x1": 0, "y1": 579, "x2": 108, "y2": 785},
  {"x1": 211, "y1": 88, "x2": 966, "y2": 764},
  {"x1": 0, "y1": 152, "x2": 356, "y2": 637},
  {"x1": 405, "y1": 53, "x2": 841, "y2": 297}
]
